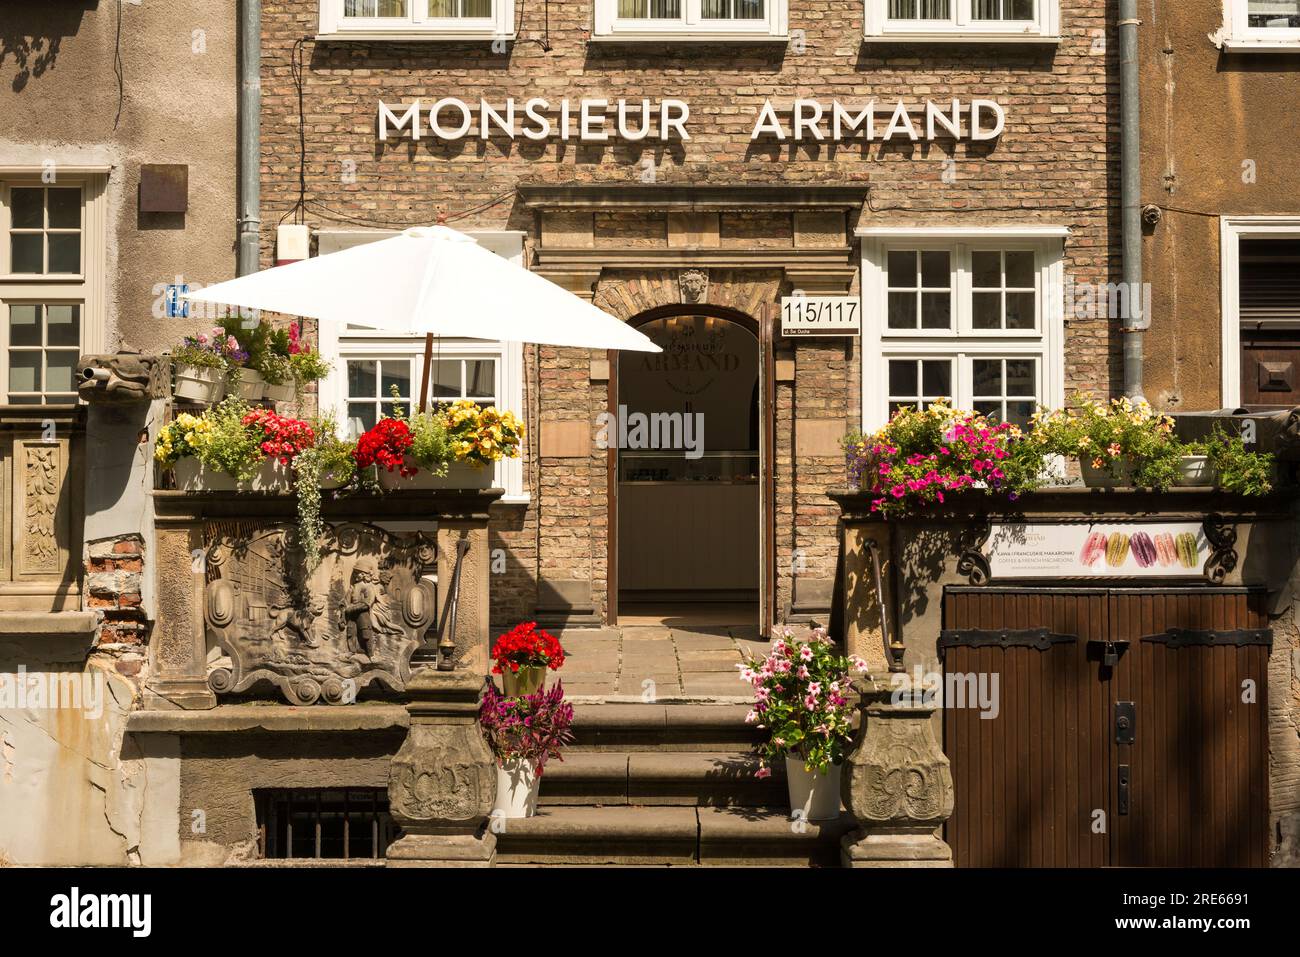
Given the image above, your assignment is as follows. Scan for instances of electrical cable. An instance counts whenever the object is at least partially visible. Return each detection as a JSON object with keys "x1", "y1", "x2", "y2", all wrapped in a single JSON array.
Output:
[
  {"x1": 112, "y1": 0, "x2": 125, "y2": 129},
  {"x1": 279, "y1": 36, "x2": 311, "y2": 227}
]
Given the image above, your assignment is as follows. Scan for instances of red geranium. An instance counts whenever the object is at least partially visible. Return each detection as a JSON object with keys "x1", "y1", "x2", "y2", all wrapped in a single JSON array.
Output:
[
  {"x1": 353, "y1": 418, "x2": 415, "y2": 476},
  {"x1": 490, "y1": 621, "x2": 565, "y2": 675},
  {"x1": 241, "y1": 408, "x2": 315, "y2": 465}
]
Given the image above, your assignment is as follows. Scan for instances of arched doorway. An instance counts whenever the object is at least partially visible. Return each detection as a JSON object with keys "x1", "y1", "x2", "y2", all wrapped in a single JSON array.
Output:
[{"x1": 611, "y1": 307, "x2": 765, "y2": 628}]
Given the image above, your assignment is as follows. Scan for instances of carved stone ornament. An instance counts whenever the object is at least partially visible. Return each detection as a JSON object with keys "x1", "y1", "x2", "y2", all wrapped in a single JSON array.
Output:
[
  {"x1": 204, "y1": 523, "x2": 436, "y2": 706},
  {"x1": 841, "y1": 674, "x2": 955, "y2": 867},
  {"x1": 678, "y1": 268, "x2": 709, "y2": 304},
  {"x1": 76, "y1": 346, "x2": 168, "y2": 402}
]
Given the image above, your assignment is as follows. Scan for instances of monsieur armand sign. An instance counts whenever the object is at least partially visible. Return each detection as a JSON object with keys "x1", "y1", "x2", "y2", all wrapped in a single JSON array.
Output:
[{"x1": 377, "y1": 97, "x2": 1006, "y2": 144}]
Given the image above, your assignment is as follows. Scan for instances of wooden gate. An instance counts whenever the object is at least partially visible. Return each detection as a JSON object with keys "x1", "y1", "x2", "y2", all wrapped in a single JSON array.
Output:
[{"x1": 940, "y1": 587, "x2": 1271, "y2": 868}]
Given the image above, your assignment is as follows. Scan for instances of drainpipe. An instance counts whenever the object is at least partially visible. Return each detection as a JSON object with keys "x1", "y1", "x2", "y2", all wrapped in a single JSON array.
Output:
[
  {"x1": 1119, "y1": 0, "x2": 1144, "y2": 399},
  {"x1": 237, "y1": 0, "x2": 261, "y2": 276}
]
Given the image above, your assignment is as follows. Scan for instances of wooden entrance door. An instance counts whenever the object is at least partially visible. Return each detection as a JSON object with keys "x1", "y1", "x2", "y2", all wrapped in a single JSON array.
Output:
[{"x1": 941, "y1": 587, "x2": 1271, "y2": 868}]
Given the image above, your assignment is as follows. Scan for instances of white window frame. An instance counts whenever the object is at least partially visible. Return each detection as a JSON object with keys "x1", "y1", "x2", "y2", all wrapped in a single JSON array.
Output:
[
  {"x1": 592, "y1": 0, "x2": 789, "y2": 42},
  {"x1": 864, "y1": 0, "x2": 1059, "y2": 43},
  {"x1": 858, "y1": 226, "x2": 1067, "y2": 431},
  {"x1": 318, "y1": 0, "x2": 516, "y2": 40},
  {"x1": 0, "y1": 168, "x2": 108, "y2": 405},
  {"x1": 317, "y1": 228, "x2": 528, "y2": 501},
  {"x1": 1219, "y1": 216, "x2": 1300, "y2": 407},
  {"x1": 1219, "y1": 1, "x2": 1300, "y2": 51}
]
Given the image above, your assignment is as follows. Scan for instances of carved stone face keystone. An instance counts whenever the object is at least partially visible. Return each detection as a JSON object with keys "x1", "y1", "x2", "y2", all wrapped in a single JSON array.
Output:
[{"x1": 678, "y1": 268, "x2": 709, "y2": 304}]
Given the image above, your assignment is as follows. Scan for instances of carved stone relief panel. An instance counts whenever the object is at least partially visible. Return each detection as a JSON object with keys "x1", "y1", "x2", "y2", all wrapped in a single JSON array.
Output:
[
  {"x1": 204, "y1": 523, "x2": 436, "y2": 706},
  {"x1": 14, "y1": 439, "x2": 69, "y2": 580}
]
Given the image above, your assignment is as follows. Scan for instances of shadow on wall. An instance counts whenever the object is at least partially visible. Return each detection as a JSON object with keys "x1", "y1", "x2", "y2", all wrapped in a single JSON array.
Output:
[{"x1": 1, "y1": 0, "x2": 96, "y2": 93}]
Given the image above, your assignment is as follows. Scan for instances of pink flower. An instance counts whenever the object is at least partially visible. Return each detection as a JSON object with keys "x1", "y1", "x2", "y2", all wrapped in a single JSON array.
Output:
[
  {"x1": 745, "y1": 710, "x2": 759, "y2": 724},
  {"x1": 799, "y1": 645, "x2": 813, "y2": 662},
  {"x1": 755, "y1": 766, "x2": 772, "y2": 780}
]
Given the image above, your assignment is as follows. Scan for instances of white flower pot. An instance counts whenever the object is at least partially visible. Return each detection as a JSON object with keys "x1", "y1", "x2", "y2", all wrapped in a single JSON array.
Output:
[
  {"x1": 784, "y1": 756, "x2": 842, "y2": 822},
  {"x1": 231, "y1": 368, "x2": 265, "y2": 402},
  {"x1": 172, "y1": 457, "x2": 292, "y2": 492},
  {"x1": 1173, "y1": 454, "x2": 1217, "y2": 488},
  {"x1": 173, "y1": 364, "x2": 226, "y2": 406},
  {"x1": 262, "y1": 380, "x2": 296, "y2": 404},
  {"x1": 493, "y1": 757, "x2": 541, "y2": 819},
  {"x1": 1079, "y1": 458, "x2": 1134, "y2": 488},
  {"x1": 377, "y1": 458, "x2": 493, "y2": 490}
]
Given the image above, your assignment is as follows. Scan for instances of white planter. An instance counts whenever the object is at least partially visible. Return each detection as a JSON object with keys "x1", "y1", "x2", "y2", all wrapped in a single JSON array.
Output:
[
  {"x1": 1079, "y1": 458, "x2": 1134, "y2": 488},
  {"x1": 172, "y1": 457, "x2": 293, "y2": 492},
  {"x1": 377, "y1": 458, "x2": 493, "y2": 490},
  {"x1": 1173, "y1": 454, "x2": 1217, "y2": 487},
  {"x1": 230, "y1": 368, "x2": 265, "y2": 402},
  {"x1": 173, "y1": 364, "x2": 226, "y2": 406},
  {"x1": 493, "y1": 757, "x2": 541, "y2": 819},
  {"x1": 262, "y1": 380, "x2": 296, "y2": 404},
  {"x1": 784, "y1": 756, "x2": 842, "y2": 822}
]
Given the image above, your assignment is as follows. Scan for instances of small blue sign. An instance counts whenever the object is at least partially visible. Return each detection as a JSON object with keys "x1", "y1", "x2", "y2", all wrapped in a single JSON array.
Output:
[{"x1": 165, "y1": 284, "x2": 190, "y2": 319}]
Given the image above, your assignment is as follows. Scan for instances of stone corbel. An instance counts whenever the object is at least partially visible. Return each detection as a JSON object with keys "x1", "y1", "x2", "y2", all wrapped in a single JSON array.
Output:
[
  {"x1": 783, "y1": 266, "x2": 857, "y2": 296},
  {"x1": 541, "y1": 267, "x2": 603, "y2": 303}
]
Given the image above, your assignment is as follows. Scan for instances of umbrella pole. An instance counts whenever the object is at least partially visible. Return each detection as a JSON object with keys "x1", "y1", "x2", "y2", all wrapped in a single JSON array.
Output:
[{"x1": 418, "y1": 332, "x2": 434, "y2": 413}]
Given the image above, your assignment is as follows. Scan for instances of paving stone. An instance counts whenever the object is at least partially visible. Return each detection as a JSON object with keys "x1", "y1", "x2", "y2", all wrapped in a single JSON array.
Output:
[
  {"x1": 673, "y1": 634, "x2": 738, "y2": 651},
  {"x1": 561, "y1": 652, "x2": 621, "y2": 673},
  {"x1": 678, "y1": 654, "x2": 744, "y2": 674},
  {"x1": 620, "y1": 627, "x2": 674, "y2": 641},
  {"x1": 681, "y1": 675, "x2": 752, "y2": 698},
  {"x1": 618, "y1": 672, "x2": 681, "y2": 696}
]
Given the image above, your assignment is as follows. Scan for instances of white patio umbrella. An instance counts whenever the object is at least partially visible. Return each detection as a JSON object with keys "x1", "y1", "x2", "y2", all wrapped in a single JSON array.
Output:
[{"x1": 183, "y1": 225, "x2": 659, "y2": 409}]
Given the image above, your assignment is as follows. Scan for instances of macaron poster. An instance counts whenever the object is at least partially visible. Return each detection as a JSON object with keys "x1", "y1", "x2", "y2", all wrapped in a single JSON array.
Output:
[{"x1": 985, "y1": 522, "x2": 1209, "y2": 579}]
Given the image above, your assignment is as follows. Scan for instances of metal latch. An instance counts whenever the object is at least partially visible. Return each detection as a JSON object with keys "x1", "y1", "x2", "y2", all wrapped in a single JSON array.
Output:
[
  {"x1": 1117, "y1": 764, "x2": 1131, "y2": 816},
  {"x1": 1115, "y1": 701, "x2": 1136, "y2": 744},
  {"x1": 1088, "y1": 637, "x2": 1129, "y2": 667}
]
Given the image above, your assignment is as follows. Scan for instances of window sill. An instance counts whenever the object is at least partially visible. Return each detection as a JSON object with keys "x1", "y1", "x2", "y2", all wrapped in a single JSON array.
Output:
[
  {"x1": 1220, "y1": 38, "x2": 1300, "y2": 52},
  {"x1": 862, "y1": 32, "x2": 1060, "y2": 45},
  {"x1": 588, "y1": 32, "x2": 790, "y2": 44},
  {"x1": 315, "y1": 30, "x2": 517, "y2": 42}
]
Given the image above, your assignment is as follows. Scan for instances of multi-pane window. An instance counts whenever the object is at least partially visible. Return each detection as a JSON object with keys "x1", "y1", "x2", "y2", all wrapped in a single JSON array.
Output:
[
  {"x1": 2, "y1": 174, "x2": 103, "y2": 406},
  {"x1": 868, "y1": 0, "x2": 1056, "y2": 38},
  {"x1": 972, "y1": 357, "x2": 1038, "y2": 427},
  {"x1": 6, "y1": 304, "x2": 81, "y2": 404},
  {"x1": 862, "y1": 232, "x2": 1064, "y2": 430},
  {"x1": 345, "y1": 359, "x2": 413, "y2": 435},
  {"x1": 972, "y1": 250, "x2": 1036, "y2": 330},
  {"x1": 598, "y1": 0, "x2": 785, "y2": 37},
  {"x1": 9, "y1": 186, "x2": 81, "y2": 275},
  {"x1": 887, "y1": 358, "x2": 953, "y2": 417},
  {"x1": 343, "y1": 355, "x2": 499, "y2": 435},
  {"x1": 322, "y1": 0, "x2": 511, "y2": 36},
  {"x1": 1249, "y1": 0, "x2": 1300, "y2": 28},
  {"x1": 887, "y1": 250, "x2": 953, "y2": 330}
]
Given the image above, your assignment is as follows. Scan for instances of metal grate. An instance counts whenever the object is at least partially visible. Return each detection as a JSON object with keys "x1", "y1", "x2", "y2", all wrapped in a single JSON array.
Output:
[{"x1": 256, "y1": 789, "x2": 395, "y2": 861}]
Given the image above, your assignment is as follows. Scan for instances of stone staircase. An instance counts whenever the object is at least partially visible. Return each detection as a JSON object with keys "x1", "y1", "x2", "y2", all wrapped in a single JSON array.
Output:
[{"x1": 495, "y1": 703, "x2": 854, "y2": 866}]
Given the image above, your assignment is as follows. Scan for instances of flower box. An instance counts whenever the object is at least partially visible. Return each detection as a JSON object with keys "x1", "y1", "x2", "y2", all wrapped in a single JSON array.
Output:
[
  {"x1": 172, "y1": 457, "x2": 292, "y2": 492},
  {"x1": 173, "y1": 364, "x2": 226, "y2": 406},
  {"x1": 230, "y1": 368, "x2": 265, "y2": 402},
  {"x1": 1079, "y1": 458, "x2": 1135, "y2": 488},
  {"x1": 377, "y1": 458, "x2": 493, "y2": 491},
  {"x1": 1173, "y1": 454, "x2": 1217, "y2": 488}
]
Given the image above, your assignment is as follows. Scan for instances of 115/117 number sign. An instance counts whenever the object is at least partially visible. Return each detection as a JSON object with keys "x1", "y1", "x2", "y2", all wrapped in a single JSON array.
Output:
[{"x1": 780, "y1": 296, "x2": 861, "y2": 337}]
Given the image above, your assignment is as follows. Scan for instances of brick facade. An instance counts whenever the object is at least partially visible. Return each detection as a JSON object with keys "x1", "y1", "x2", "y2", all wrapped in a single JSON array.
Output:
[{"x1": 259, "y1": 1, "x2": 1119, "y2": 629}]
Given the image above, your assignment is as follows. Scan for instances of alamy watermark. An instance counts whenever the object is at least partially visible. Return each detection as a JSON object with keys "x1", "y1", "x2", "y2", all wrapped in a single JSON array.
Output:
[
  {"x1": 595, "y1": 405, "x2": 705, "y2": 460},
  {"x1": 0, "y1": 666, "x2": 105, "y2": 720},
  {"x1": 891, "y1": 666, "x2": 1000, "y2": 720}
]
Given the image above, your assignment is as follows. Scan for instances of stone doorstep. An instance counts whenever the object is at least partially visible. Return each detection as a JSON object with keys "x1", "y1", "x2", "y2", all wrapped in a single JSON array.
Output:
[
  {"x1": 541, "y1": 751, "x2": 783, "y2": 807},
  {"x1": 566, "y1": 702, "x2": 761, "y2": 751},
  {"x1": 494, "y1": 806, "x2": 852, "y2": 866}
]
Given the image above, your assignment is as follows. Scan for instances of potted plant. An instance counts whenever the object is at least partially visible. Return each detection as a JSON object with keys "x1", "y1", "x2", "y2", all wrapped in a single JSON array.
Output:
[
  {"x1": 491, "y1": 621, "x2": 566, "y2": 696},
  {"x1": 352, "y1": 415, "x2": 416, "y2": 487},
  {"x1": 739, "y1": 627, "x2": 865, "y2": 822},
  {"x1": 373, "y1": 393, "x2": 457, "y2": 490},
  {"x1": 288, "y1": 322, "x2": 332, "y2": 408},
  {"x1": 170, "y1": 328, "x2": 244, "y2": 406},
  {"x1": 843, "y1": 400, "x2": 1043, "y2": 516},
  {"x1": 259, "y1": 326, "x2": 296, "y2": 404},
  {"x1": 442, "y1": 399, "x2": 524, "y2": 488},
  {"x1": 226, "y1": 316, "x2": 271, "y2": 402},
  {"x1": 479, "y1": 681, "x2": 574, "y2": 819},
  {"x1": 292, "y1": 415, "x2": 356, "y2": 574},
  {"x1": 1031, "y1": 395, "x2": 1180, "y2": 489},
  {"x1": 1198, "y1": 425, "x2": 1277, "y2": 495},
  {"x1": 155, "y1": 398, "x2": 293, "y2": 491}
]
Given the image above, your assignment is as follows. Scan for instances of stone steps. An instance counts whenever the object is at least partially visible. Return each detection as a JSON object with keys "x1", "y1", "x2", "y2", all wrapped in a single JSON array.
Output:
[
  {"x1": 493, "y1": 700, "x2": 853, "y2": 866},
  {"x1": 495, "y1": 806, "x2": 851, "y2": 867}
]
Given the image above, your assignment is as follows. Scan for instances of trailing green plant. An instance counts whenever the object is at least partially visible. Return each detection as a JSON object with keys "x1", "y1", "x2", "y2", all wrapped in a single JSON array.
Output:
[
  {"x1": 1030, "y1": 394, "x2": 1181, "y2": 490},
  {"x1": 386, "y1": 385, "x2": 453, "y2": 475},
  {"x1": 292, "y1": 416, "x2": 357, "y2": 573},
  {"x1": 1193, "y1": 426, "x2": 1275, "y2": 496}
]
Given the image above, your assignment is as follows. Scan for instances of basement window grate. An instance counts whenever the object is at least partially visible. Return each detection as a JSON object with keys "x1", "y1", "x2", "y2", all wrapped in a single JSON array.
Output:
[{"x1": 255, "y1": 789, "x2": 395, "y2": 861}]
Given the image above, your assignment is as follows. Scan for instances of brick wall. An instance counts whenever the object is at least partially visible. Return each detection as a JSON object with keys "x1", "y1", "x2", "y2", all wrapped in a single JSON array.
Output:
[
  {"x1": 259, "y1": 1, "x2": 1120, "y2": 627},
  {"x1": 85, "y1": 535, "x2": 150, "y2": 679}
]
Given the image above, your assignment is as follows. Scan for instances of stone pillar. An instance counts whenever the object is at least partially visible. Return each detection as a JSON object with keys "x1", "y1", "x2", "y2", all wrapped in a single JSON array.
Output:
[
  {"x1": 142, "y1": 520, "x2": 214, "y2": 710},
  {"x1": 386, "y1": 668, "x2": 497, "y2": 867},
  {"x1": 435, "y1": 519, "x2": 492, "y2": 676},
  {"x1": 841, "y1": 674, "x2": 954, "y2": 868}
]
